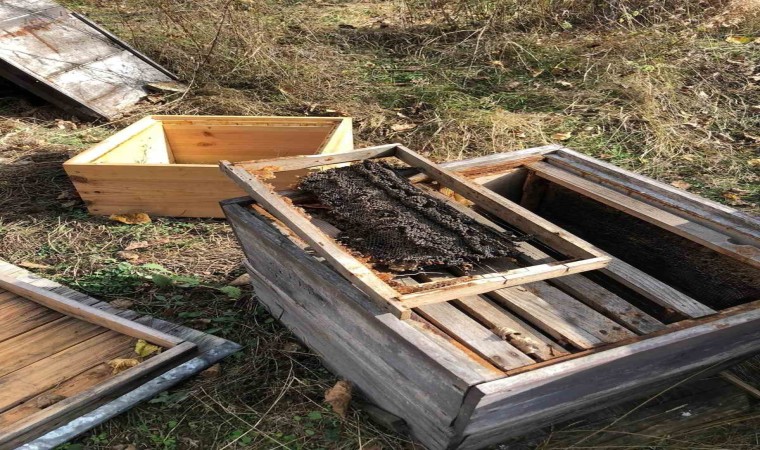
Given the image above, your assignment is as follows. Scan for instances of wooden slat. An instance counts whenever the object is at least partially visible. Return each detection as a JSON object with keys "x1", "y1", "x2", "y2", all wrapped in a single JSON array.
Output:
[
  {"x1": 0, "y1": 342, "x2": 196, "y2": 447},
  {"x1": 220, "y1": 160, "x2": 410, "y2": 319},
  {"x1": 603, "y1": 259, "x2": 716, "y2": 318},
  {"x1": 233, "y1": 143, "x2": 398, "y2": 171},
  {"x1": 0, "y1": 364, "x2": 115, "y2": 429},
  {"x1": 514, "y1": 245, "x2": 666, "y2": 335},
  {"x1": 455, "y1": 295, "x2": 569, "y2": 361},
  {"x1": 0, "y1": 317, "x2": 106, "y2": 378},
  {"x1": 529, "y1": 161, "x2": 760, "y2": 269},
  {"x1": 398, "y1": 258, "x2": 610, "y2": 307},
  {"x1": 0, "y1": 331, "x2": 133, "y2": 413},
  {"x1": 544, "y1": 149, "x2": 760, "y2": 246},
  {"x1": 416, "y1": 302, "x2": 534, "y2": 370},
  {"x1": 490, "y1": 287, "x2": 611, "y2": 349},
  {"x1": 0, "y1": 303, "x2": 62, "y2": 342},
  {"x1": 0, "y1": 273, "x2": 184, "y2": 348}
]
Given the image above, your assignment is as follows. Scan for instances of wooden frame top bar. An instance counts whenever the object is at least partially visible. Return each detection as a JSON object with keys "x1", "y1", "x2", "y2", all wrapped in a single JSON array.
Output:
[{"x1": 221, "y1": 144, "x2": 611, "y2": 318}]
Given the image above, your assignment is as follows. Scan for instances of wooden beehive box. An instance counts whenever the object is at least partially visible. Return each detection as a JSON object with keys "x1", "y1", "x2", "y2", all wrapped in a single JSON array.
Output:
[
  {"x1": 64, "y1": 115, "x2": 353, "y2": 218},
  {"x1": 221, "y1": 144, "x2": 760, "y2": 450}
]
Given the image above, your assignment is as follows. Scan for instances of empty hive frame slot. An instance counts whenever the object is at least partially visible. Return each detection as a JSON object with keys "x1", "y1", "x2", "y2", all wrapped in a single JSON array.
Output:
[{"x1": 221, "y1": 144, "x2": 611, "y2": 319}]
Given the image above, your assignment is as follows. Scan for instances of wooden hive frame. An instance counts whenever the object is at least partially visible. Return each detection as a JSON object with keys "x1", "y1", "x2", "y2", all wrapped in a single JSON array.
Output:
[
  {"x1": 220, "y1": 144, "x2": 611, "y2": 319},
  {"x1": 0, "y1": 273, "x2": 197, "y2": 447}
]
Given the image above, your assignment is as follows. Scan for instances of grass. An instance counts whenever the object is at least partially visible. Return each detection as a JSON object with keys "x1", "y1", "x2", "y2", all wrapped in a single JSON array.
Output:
[{"x1": 1, "y1": 0, "x2": 759, "y2": 448}]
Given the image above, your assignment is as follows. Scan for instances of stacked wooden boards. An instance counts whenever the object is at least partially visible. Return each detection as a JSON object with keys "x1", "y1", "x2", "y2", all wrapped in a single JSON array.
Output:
[
  {"x1": 65, "y1": 116, "x2": 354, "y2": 218},
  {"x1": 221, "y1": 144, "x2": 760, "y2": 450},
  {"x1": 0, "y1": 0, "x2": 175, "y2": 119},
  {"x1": 0, "y1": 261, "x2": 240, "y2": 449}
]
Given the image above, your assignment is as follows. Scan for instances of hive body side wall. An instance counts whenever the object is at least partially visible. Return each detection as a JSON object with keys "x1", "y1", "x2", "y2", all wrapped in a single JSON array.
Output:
[{"x1": 223, "y1": 202, "x2": 499, "y2": 450}]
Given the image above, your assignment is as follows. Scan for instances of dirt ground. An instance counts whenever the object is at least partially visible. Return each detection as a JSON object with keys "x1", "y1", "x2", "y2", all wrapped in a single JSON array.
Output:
[{"x1": 0, "y1": 1, "x2": 759, "y2": 449}]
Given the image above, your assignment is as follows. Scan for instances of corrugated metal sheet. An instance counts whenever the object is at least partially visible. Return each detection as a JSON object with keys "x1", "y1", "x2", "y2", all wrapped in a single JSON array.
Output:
[{"x1": 0, "y1": 0, "x2": 177, "y2": 119}]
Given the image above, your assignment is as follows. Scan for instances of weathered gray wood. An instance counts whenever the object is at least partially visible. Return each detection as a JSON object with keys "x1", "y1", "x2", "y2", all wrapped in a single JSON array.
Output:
[
  {"x1": 455, "y1": 295, "x2": 569, "y2": 361},
  {"x1": 529, "y1": 161, "x2": 760, "y2": 268},
  {"x1": 454, "y1": 305, "x2": 760, "y2": 449},
  {"x1": 416, "y1": 302, "x2": 535, "y2": 370},
  {"x1": 0, "y1": 1, "x2": 175, "y2": 119},
  {"x1": 545, "y1": 148, "x2": 760, "y2": 246},
  {"x1": 223, "y1": 202, "x2": 503, "y2": 450}
]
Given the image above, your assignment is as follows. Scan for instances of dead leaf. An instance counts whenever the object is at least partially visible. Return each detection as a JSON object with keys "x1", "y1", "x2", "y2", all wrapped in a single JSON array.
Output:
[
  {"x1": 109, "y1": 213, "x2": 151, "y2": 225},
  {"x1": 36, "y1": 393, "x2": 66, "y2": 409},
  {"x1": 723, "y1": 190, "x2": 752, "y2": 206},
  {"x1": 125, "y1": 241, "x2": 149, "y2": 251},
  {"x1": 135, "y1": 339, "x2": 162, "y2": 358},
  {"x1": 200, "y1": 363, "x2": 222, "y2": 379},
  {"x1": 531, "y1": 69, "x2": 544, "y2": 78},
  {"x1": 325, "y1": 380, "x2": 352, "y2": 417},
  {"x1": 110, "y1": 298, "x2": 134, "y2": 309},
  {"x1": 19, "y1": 261, "x2": 53, "y2": 270},
  {"x1": 725, "y1": 35, "x2": 755, "y2": 44},
  {"x1": 551, "y1": 132, "x2": 573, "y2": 141},
  {"x1": 489, "y1": 60, "x2": 504, "y2": 68},
  {"x1": 555, "y1": 80, "x2": 573, "y2": 88},
  {"x1": 124, "y1": 238, "x2": 170, "y2": 251},
  {"x1": 670, "y1": 180, "x2": 691, "y2": 190},
  {"x1": 55, "y1": 119, "x2": 78, "y2": 130},
  {"x1": 109, "y1": 358, "x2": 140, "y2": 374},
  {"x1": 391, "y1": 123, "x2": 416, "y2": 132},
  {"x1": 116, "y1": 251, "x2": 140, "y2": 261},
  {"x1": 748, "y1": 158, "x2": 760, "y2": 167},
  {"x1": 229, "y1": 273, "x2": 251, "y2": 286}
]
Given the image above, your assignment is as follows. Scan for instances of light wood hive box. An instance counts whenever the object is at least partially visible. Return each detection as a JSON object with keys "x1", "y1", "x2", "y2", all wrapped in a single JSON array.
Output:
[
  {"x1": 221, "y1": 145, "x2": 760, "y2": 450},
  {"x1": 64, "y1": 116, "x2": 353, "y2": 218}
]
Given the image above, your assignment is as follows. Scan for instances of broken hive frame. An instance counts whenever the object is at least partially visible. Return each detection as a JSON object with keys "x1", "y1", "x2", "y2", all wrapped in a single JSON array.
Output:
[
  {"x1": 220, "y1": 144, "x2": 611, "y2": 319},
  {"x1": 0, "y1": 272, "x2": 196, "y2": 448}
]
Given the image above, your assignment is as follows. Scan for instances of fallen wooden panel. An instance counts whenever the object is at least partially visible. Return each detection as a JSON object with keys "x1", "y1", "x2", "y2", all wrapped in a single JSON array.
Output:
[
  {"x1": 0, "y1": 261, "x2": 240, "y2": 448},
  {"x1": 0, "y1": 1, "x2": 176, "y2": 119}
]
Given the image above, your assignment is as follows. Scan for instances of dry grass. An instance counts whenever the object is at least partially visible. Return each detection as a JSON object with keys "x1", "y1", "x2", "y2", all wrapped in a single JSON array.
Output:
[{"x1": 0, "y1": 0, "x2": 759, "y2": 449}]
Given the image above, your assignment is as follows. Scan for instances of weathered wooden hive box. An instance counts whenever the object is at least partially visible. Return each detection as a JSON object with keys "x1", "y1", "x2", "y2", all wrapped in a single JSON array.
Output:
[
  {"x1": 64, "y1": 115, "x2": 353, "y2": 218},
  {"x1": 221, "y1": 144, "x2": 760, "y2": 450}
]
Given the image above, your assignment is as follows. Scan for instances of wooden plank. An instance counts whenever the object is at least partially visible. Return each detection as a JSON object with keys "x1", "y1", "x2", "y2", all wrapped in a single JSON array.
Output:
[
  {"x1": 163, "y1": 124, "x2": 337, "y2": 163},
  {"x1": 398, "y1": 258, "x2": 610, "y2": 307},
  {"x1": 394, "y1": 146, "x2": 609, "y2": 262},
  {"x1": 0, "y1": 364, "x2": 115, "y2": 430},
  {"x1": 220, "y1": 160, "x2": 410, "y2": 319},
  {"x1": 0, "y1": 303, "x2": 62, "y2": 342},
  {"x1": 0, "y1": 331, "x2": 133, "y2": 413},
  {"x1": 0, "y1": 342, "x2": 195, "y2": 448},
  {"x1": 416, "y1": 302, "x2": 534, "y2": 370},
  {"x1": 545, "y1": 149, "x2": 760, "y2": 246},
  {"x1": 233, "y1": 143, "x2": 398, "y2": 172},
  {"x1": 0, "y1": 273, "x2": 184, "y2": 348},
  {"x1": 455, "y1": 295, "x2": 569, "y2": 361},
  {"x1": 0, "y1": 317, "x2": 106, "y2": 377},
  {"x1": 603, "y1": 259, "x2": 716, "y2": 318},
  {"x1": 529, "y1": 161, "x2": 760, "y2": 269}
]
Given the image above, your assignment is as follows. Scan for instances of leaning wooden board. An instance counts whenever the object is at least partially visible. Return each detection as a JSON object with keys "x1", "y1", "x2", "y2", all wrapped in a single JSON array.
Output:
[
  {"x1": 0, "y1": 261, "x2": 240, "y2": 449},
  {"x1": 222, "y1": 144, "x2": 760, "y2": 450}
]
